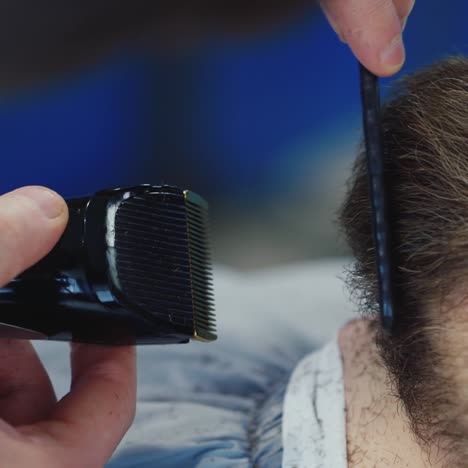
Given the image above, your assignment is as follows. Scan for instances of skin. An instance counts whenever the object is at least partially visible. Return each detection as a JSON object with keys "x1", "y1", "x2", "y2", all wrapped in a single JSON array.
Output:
[
  {"x1": 0, "y1": 187, "x2": 136, "y2": 468},
  {"x1": 320, "y1": 0, "x2": 415, "y2": 76},
  {"x1": 340, "y1": 320, "x2": 451, "y2": 467},
  {"x1": 0, "y1": 2, "x2": 415, "y2": 465}
]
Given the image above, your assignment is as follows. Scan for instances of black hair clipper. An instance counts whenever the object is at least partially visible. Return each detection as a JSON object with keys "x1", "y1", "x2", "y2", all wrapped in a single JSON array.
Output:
[{"x1": 0, "y1": 185, "x2": 216, "y2": 345}]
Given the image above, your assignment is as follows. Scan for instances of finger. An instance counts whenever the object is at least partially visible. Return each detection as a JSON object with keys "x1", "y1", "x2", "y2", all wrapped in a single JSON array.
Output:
[
  {"x1": 0, "y1": 186, "x2": 68, "y2": 286},
  {"x1": 0, "y1": 340, "x2": 56, "y2": 426},
  {"x1": 394, "y1": 0, "x2": 415, "y2": 30},
  {"x1": 320, "y1": 0, "x2": 405, "y2": 77},
  {"x1": 21, "y1": 344, "x2": 136, "y2": 467},
  {"x1": 0, "y1": 430, "x2": 52, "y2": 468}
]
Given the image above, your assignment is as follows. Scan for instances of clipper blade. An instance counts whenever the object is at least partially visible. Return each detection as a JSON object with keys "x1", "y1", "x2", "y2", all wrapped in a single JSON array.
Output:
[{"x1": 115, "y1": 188, "x2": 217, "y2": 342}]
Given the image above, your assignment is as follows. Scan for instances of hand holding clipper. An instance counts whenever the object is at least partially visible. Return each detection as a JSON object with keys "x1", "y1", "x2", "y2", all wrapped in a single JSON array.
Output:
[{"x1": 0, "y1": 185, "x2": 216, "y2": 345}]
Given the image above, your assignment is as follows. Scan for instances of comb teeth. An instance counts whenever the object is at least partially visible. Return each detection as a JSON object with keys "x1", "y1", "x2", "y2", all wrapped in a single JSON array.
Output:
[
  {"x1": 113, "y1": 187, "x2": 216, "y2": 341},
  {"x1": 184, "y1": 191, "x2": 217, "y2": 342}
]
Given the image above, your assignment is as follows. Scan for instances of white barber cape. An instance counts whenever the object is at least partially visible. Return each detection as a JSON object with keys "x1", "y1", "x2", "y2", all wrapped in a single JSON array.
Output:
[{"x1": 283, "y1": 338, "x2": 347, "y2": 468}]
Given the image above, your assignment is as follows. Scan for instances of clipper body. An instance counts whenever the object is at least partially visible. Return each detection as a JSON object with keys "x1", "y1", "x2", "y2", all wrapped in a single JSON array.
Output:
[{"x1": 0, "y1": 185, "x2": 216, "y2": 345}]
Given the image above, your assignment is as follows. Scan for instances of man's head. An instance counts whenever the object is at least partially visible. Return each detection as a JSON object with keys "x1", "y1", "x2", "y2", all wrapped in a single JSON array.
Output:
[{"x1": 339, "y1": 56, "x2": 468, "y2": 461}]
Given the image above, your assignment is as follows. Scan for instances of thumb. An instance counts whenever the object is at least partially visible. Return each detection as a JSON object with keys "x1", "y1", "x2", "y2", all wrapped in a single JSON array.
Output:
[
  {"x1": 0, "y1": 186, "x2": 68, "y2": 286},
  {"x1": 321, "y1": 0, "x2": 406, "y2": 77}
]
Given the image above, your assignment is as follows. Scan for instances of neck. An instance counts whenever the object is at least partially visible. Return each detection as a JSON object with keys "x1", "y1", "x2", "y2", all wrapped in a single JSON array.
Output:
[{"x1": 339, "y1": 319, "x2": 450, "y2": 468}]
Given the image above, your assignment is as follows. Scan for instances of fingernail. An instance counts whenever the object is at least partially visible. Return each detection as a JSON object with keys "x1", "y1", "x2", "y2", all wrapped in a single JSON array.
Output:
[
  {"x1": 380, "y1": 34, "x2": 405, "y2": 71},
  {"x1": 27, "y1": 187, "x2": 64, "y2": 219},
  {"x1": 337, "y1": 30, "x2": 347, "y2": 44},
  {"x1": 401, "y1": 15, "x2": 408, "y2": 31}
]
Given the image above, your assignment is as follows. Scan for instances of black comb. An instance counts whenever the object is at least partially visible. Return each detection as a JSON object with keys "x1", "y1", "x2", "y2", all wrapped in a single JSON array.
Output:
[
  {"x1": 359, "y1": 64, "x2": 395, "y2": 334},
  {"x1": 0, "y1": 185, "x2": 217, "y2": 345}
]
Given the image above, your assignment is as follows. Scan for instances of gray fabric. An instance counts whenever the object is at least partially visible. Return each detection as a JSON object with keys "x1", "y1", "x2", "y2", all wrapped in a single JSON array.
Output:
[{"x1": 34, "y1": 260, "x2": 354, "y2": 467}]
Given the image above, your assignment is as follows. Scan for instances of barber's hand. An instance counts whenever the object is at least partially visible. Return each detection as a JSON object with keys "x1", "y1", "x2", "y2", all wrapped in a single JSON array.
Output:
[
  {"x1": 0, "y1": 187, "x2": 136, "y2": 468},
  {"x1": 320, "y1": 0, "x2": 415, "y2": 76}
]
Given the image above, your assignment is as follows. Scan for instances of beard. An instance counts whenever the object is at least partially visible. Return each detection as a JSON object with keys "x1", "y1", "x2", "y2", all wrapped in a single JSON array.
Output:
[{"x1": 374, "y1": 308, "x2": 468, "y2": 468}]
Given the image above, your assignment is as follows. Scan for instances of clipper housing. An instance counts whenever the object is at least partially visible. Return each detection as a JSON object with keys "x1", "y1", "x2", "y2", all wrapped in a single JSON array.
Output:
[{"x1": 0, "y1": 185, "x2": 216, "y2": 345}]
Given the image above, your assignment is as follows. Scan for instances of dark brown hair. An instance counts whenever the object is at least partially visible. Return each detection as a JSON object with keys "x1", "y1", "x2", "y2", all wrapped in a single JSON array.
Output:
[{"x1": 339, "y1": 56, "x2": 468, "y2": 449}]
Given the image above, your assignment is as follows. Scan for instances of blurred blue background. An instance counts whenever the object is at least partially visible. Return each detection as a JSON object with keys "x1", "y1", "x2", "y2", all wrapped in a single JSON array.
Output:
[{"x1": 0, "y1": 1, "x2": 466, "y2": 268}]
